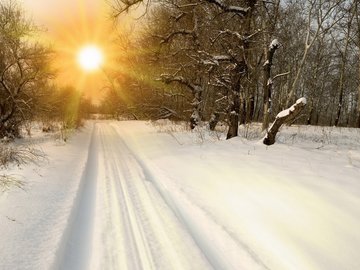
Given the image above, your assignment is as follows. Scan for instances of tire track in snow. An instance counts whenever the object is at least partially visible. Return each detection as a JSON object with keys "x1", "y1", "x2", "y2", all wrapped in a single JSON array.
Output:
[
  {"x1": 111, "y1": 123, "x2": 268, "y2": 270},
  {"x1": 92, "y1": 124, "x2": 211, "y2": 270},
  {"x1": 98, "y1": 126, "x2": 156, "y2": 270},
  {"x1": 53, "y1": 123, "x2": 99, "y2": 270},
  {"x1": 54, "y1": 122, "x2": 265, "y2": 269}
]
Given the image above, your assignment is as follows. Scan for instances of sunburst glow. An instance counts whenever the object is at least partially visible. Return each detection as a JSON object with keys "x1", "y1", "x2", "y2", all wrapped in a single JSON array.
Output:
[{"x1": 77, "y1": 45, "x2": 103, "y2": 71}]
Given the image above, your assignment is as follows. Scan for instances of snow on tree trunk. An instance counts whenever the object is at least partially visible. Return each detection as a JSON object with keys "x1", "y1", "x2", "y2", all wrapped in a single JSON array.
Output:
[
  {"x1": 190, "y1": 87, "x2": 202, "y2": 130},
  {"x1": 263, "y1": 97, "x2": 306, "y2": 145},
  {"x1": 190, "y1": 110, "x2": 200, "y2": 129},
  {"x1": 262, "y1": 39, "x2": 280, "y2": 131},
  {"x1": 209, "y1": 112, "x2": 220, "y2": 131}
]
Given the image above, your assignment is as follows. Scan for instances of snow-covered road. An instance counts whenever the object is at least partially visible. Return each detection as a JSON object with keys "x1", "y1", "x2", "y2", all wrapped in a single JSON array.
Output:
[
  {"x1": 57, "y1": 123, "x2": 212, "y2": 270},
  {"x1": 1, "y1": 121, "x2": 360, "y2": 270}
]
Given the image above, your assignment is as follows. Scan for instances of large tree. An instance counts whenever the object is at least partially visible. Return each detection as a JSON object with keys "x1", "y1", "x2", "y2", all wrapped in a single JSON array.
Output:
[{"x1": 0, "y1": 1, "x2": 51, "y2": 138}]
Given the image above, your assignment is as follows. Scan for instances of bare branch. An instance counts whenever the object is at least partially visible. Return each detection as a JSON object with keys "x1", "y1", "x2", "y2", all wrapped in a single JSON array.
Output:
[
  {"x1": 273, "y1": 71, "x2": 290, "y2": 81},
  {"x1": 204, "y1": 0, "x2": 251, "y2": 17},
  {"x1": 264, "y1": 98, "x2": 307, "y2": 145}
]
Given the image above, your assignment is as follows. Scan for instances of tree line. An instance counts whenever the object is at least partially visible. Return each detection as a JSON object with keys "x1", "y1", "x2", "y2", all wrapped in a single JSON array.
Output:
[
  {"x1": 107, "y1": 0, "x2": 360, "y2": 139},
  {"x1": 1, "y1": 0, "x2": 360, "y2": 140}
]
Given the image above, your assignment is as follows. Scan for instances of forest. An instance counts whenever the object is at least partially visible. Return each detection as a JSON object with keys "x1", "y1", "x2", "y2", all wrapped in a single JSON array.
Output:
[
  {"x1": 1, "y1": 0, "x2": 360, "y2": 141},
  {"x1": 105, "y1": 0, "x2": 360, "y2": 138}
]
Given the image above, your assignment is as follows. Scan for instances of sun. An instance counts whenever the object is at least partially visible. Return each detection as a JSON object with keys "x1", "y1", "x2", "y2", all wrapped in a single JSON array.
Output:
[{"x1": 77, "y1": 45, "x2": 103, "y2": 71}]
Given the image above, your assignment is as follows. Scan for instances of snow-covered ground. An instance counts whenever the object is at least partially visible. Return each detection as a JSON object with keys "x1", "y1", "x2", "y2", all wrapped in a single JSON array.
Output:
[{"x1": 1, "y1": 120, "x2": 360, "y2": 270}]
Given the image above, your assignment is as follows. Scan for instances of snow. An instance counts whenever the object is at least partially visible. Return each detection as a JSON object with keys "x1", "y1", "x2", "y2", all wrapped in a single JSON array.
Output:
[
  {"x1": 276, "y1": 109, "x2": 291, "y2": 118},
  {"x1": 228, "y1": 5, "x2": 250, "y2": 14},
  {"x1": 270, "y1": 39, "x2": 280, "y2": 50},
  {"x1": 277, "y1": 97, "x2": 307, "y2": 118},
  {"x1": 1, "y1": 120, "x2": 360, "y2": 270},
  {"x1": 213, "y1": 55, "x2": 231, "y2": 61},
  {"x1": 296, "y1": 97, "x2": 307, "y2": 105}
]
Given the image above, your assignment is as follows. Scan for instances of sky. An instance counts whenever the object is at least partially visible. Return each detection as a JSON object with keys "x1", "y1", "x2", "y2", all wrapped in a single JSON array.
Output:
[
  {"x1": 22, "y1": 0, "x2": 101, "y2": 26},
  {"x1": 21, "y1": 0, "x2": 133, "y2": 102}
]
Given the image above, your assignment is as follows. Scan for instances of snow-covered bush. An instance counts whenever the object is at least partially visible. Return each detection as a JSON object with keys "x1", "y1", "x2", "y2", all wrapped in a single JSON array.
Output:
[
  {"x1": 0, "y1": 144, "x2": 45, "y2": 168},
  {"x1": 0, "y1": 174, "x2": 24, "y2": 192},
  {"x1": 0, "y1": 143, "x2": 45, "y2": 191}
]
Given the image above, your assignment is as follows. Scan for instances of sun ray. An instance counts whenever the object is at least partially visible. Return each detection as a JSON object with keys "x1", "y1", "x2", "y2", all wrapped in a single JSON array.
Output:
[
  {"x1": 23, "y1": 0, "x2": 144, "y2": 103},
  {"x1": 77, "y1": 45, "x2": 104, "y2": 71}
]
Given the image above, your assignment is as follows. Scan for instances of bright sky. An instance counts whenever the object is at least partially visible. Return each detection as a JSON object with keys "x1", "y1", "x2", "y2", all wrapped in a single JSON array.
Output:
[
  {"x1": 22, "y1": 0, "x2": 101, "y2": 26},
  {"x1": 22, "y1": 0, "x2": 126, "y2": 102}
]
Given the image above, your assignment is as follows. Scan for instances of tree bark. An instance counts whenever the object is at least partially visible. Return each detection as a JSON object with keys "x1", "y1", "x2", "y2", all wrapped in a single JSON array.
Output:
[
  {"x1": 263, "y1": 97, "x2": 306, "y2": 145},
  {"x1": 357, "y1": 4, "x2": 360, "y2": 128},
  {"x1": 226, "y1": 66, "x2": 242, "y2": 139},
  {"x1": 226, "y1": 0, "x2": 256, "y2": 139},
  {"x1": 262, "y1": 39, "x2": 280, "y2": 130},
  {"x1": 209, "y1": 112, "x2": 220, "y2": 131},
  {"x1": 190, "y1": 88, "x2": 202, "y2": 129},
  {"x1": 357, "y1": 54, "x2": 360, "y2": 127}
]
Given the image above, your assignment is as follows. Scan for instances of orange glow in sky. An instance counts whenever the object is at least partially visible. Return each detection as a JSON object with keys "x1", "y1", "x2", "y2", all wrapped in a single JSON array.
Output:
[{"x1": 22, "y1": 0, "x2": 123, "y2": 102}]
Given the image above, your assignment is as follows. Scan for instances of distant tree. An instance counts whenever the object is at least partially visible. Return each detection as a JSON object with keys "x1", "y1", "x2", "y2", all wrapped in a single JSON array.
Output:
[
  {"x1": 354, "y1": 0, "x2": 360, "y2": 128},
  {"x1": 333, "y1": 1, "x2": 355, "y2": 126},
  {"x1": 284, "y1": 0, "x2": 345, "y2": 108}
]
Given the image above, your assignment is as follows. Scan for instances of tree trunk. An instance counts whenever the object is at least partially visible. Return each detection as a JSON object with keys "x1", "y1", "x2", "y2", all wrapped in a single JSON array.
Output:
[
  {"x1": 209, "y1": 112, "x2": 220, "y2": 131},
  {"x1": 307, "y1": 101, "x2": 313, "y2": 125},
  {"x1": 240, "y1": 98, "x2": 246, "y2": 125},
  {"x1": 335, "y1": 16, "x2": 352, "y2": 127},
  {"x1": 263, "y1": 97, "x2": 306, "y2": 145},
  {"x1": 357, "y1": 35, "x2": 360, "y2": 128},
  {"x1": 0, "y1": 103, "x2": 17, "y2": 138},
  {"x1": 227, "y1": 62, "x2": 246, "y2": 139},
  {"x1": 262, "y1": 39, "x2": 280, "y2": 130},
  {"x1": 227, "y1": 82, "x2": 241, "y2": 139},
  {"x1": 190, "y1": 89, "x2": 202, "y2": 129},
  {"x1": 357, "y1": 63, "x2": 360, "y2": 127}
]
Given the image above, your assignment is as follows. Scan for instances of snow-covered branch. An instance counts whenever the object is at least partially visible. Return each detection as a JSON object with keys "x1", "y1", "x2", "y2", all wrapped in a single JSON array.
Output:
[
  {"x1": 158, "y1": 29, "x2": 195, "y2": 44},
  {"x1": 262, "y1": 39, "x2": 281, "y2": 130},
  {"x1": 204, "y1": 0, "x2": 251, "y2": 17},
  {"x1": 211, "y1": 29, "x2": 263, "y2": 45},
  {"x1": 263, "y1": 98, "x2": 307, "y2": 145}
]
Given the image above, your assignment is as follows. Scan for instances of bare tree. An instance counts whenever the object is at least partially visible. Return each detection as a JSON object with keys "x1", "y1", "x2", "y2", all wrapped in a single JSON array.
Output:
[
  {"x1": 0, "y1": 1, "x2": 51, "y2": 138},
  {"x1": 333, "y1": 2, "x2": 355, "y2": 126},
  {"x1": 355, "y1": 0, "x2": 360, "y2": 128},
  {"x1": 285, "y1": 0, "x2": 345, "y2": 107}
]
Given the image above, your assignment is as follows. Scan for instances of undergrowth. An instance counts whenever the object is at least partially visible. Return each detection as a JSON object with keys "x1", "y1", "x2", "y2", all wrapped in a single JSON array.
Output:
[
  {"x1": 0, "y1": 174, "x2": 25, "y2": 192},
  {"x1": 0, "y1": 143, "x2": 45, "y2": 192}
]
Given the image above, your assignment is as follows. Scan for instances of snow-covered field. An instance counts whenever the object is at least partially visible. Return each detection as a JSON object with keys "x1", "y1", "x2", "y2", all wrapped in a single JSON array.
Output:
[{"x1": 1, "y1": 120, "x2": 360, "y2": 270}]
